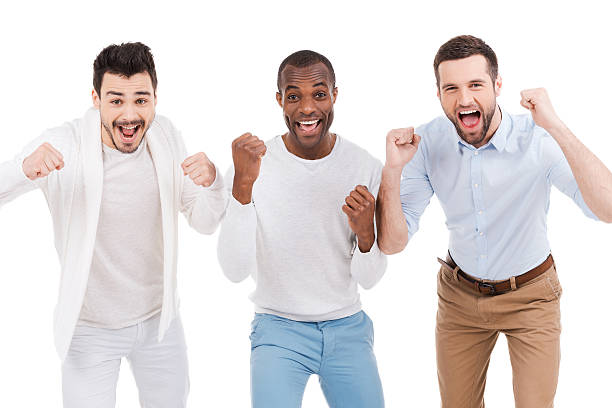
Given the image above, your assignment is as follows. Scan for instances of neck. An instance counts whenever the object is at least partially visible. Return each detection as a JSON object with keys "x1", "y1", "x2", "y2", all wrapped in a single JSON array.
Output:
[{"x1": 282, "y1": 132, "x2": 336, "y2": 160}]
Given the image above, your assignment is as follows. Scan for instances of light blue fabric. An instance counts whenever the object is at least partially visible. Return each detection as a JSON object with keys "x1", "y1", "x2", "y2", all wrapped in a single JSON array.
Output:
[
  {"x1": 401, "y1": 108, "x2": 597, "y2": 280},
  {"x1": 249, "y1": 311, "x2": 384, "y2": 408}
]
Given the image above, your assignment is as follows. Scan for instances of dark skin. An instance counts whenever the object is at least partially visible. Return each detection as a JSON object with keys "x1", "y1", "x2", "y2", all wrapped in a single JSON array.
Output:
[{"x1": 232, "y1": 62, "x2": 375, "y2": 252}]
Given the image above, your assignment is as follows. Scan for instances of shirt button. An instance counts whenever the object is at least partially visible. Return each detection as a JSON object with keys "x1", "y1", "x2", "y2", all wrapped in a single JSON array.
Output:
[
  {"x1": 474, "y1": 151, "x2": 479, "y2": 155},
  {"x1": 474, "y1": 183, "x2": 479, "y2": 188},
  {"x1": 480, "y1": 254, "x2": 486, "y2": 258},
  {"x1": 479, "y1": 232, "x2": 484, "y2": 236},
  {"x1": 478, "y1": 210, "x2": 483, "y2": 215}
]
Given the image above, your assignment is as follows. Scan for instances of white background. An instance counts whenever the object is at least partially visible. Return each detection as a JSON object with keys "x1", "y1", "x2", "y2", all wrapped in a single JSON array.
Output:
[{"x1": 1, "y1": 0, "x2": 610, "y2": 406}]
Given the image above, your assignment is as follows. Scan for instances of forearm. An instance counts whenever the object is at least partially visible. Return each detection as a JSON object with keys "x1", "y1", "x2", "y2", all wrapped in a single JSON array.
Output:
[
  {"x1": 549, "y1": 123, "x2": 612, "y2": 222},
  {"x1": 216, "y1": 197, "x2": 258, "y2": 282},
  {"x1": 376, "y1": 166, "x2": 409, "y2": 254}
]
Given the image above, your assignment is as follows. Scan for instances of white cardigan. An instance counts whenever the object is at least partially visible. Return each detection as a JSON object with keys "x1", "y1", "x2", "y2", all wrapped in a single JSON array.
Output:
[{"x1": 0, "y1": 108, "x2": 227, "y2": 360}]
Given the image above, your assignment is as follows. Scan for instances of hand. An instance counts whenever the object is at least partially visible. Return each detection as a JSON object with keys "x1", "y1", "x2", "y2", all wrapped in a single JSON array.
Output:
[
  {"x1": 342, "y1": 185, "x2": 376, "y2": 252},
  {"x1": 22, "y1": 142, "x2": 64, "y2": 180},
  {"x1": 181, "y1": 152, "x2": 216, "y2": 187},
  {"x1": 231, "y1": 133, "x2": 267, "y2": 204},
  {"x1": 385, "y1": 127, "x2": 421, "y2": 170},
  {"x1": 520, "y1": 88, "x2": 564, "y2": 131}
]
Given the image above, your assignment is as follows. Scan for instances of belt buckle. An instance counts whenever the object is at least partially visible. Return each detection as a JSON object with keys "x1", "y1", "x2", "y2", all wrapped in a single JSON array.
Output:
[{"x1": 478, "y1": 281, "x2": 496, "y2": 295}]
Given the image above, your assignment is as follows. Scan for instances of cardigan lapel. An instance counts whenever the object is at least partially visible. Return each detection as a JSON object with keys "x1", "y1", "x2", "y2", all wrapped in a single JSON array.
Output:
[
  {"x1": 82, "y1": 108, "x2": 104, "y2": 231},
  {"x1": 145, "y1": 119, "x2": 176, "y2": 319}
]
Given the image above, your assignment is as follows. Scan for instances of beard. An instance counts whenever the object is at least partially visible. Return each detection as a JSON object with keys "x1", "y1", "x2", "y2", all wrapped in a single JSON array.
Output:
[
  {"x1": 449, "y1": 103, "x2": 497, "y2": 147},
  {"x1": 102, "y1": 119, "x2": 147, "y2": 154}
]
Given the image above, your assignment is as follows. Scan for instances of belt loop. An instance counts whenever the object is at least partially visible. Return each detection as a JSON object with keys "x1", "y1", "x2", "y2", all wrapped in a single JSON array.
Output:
[{"x1": 510, "y1": 276, "x2": 517, "y2": 291}]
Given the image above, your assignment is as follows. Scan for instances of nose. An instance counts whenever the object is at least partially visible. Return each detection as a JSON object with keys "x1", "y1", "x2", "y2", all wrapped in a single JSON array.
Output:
[
  {"x1": 457, "y1": 87, "x2": 474, "y2": 107},
  {"x1": 299, "y1": 95, "x2": 316, "y2": 115},
  {"x1": 120, "y1": 103, "x2": 139, "y2": 122}
]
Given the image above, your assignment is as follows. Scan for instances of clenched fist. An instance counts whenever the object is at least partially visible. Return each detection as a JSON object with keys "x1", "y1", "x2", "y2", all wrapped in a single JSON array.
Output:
[
  {"x1": 520, "y1": 88, "x2": 564, "y2": 131},
  {"x1": 22, "y1": 142, "x2": 64, "y2": 180},
  {"x1": 385, "y1": 127, "x2": 421, "y2": 170},
  {"x1": 342, "y1": 185, "x2": 376, "y2": 253},
  {"x1": 232, "y1": 133, "x2": 266, "y2": 204},
  {"x1": 181, "y1": 152, "x2": 217, "y2": 187}
]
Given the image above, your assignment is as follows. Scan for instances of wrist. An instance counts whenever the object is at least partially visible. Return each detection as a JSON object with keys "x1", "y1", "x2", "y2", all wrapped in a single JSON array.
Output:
[
  {"x1": 383, "y1": 162, "x2": 404, "y2": 174},
  {"x1": 381, "y1": 165, "x2": 402, "y2": 187},
  {"x1": 232, "y1": 179, "x2": 254, "y2": 204},
  {"x1": 356, "y1": 228, "x2": 375, "y2": 253}
]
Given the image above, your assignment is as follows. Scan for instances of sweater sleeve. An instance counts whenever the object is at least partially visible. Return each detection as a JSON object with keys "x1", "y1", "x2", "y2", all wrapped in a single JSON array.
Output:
[
  {"x1": 0, "y1": 156, "x2": 38, "y2": 207},
  {"x1": 176, "y1": 133, "x2": 229, "y2": 235},
  {"x1": 0, "y1": 130, "x2": 64, "y2": 208},
  {"x1": 349, "y1": 160, "x2": 387, "y2": 289},
  {"x1": 350, "y1": 240, "x2": 387, "y2": 289},
  {"x1": 216, "y1": 166, "x2": 258, "y2": 283}
]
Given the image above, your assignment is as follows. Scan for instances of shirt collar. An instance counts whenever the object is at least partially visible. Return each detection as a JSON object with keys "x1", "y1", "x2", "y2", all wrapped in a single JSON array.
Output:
[{"x1": 455, "y1": 106, "x2": 510, "y2": 153}]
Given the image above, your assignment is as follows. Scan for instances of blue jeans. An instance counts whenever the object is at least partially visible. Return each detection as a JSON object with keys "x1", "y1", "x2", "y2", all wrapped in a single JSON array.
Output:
[{"x1": 250, "y1": 311, "x2": 384, "y2": 408}]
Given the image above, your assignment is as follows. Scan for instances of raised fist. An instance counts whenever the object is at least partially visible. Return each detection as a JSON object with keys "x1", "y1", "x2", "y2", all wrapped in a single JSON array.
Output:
[
  {"x1": 22, "y1": 142, "x2": 64, "y2": 180},
  {"x1": 519, "y1": 88, "x2": 564, "y2": 131},
  {"x1": 231, "y1": 133, "x2": 266, "y2": 204},
  {"x1": 385, "y1": 127, "x2": 421, "y2": 170},
  {"x1": 181, "y1": 152, "x2": 216, "y2": 187}
]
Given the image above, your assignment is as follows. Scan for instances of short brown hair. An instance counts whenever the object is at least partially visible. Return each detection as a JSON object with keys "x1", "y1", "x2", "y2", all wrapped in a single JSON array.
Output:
[
  {"x1": 93, "y1": 42, "x2": 157, "y2": 96},
  {"x1": 433, "y1": 35, "x2": 498, "y2": 88}
]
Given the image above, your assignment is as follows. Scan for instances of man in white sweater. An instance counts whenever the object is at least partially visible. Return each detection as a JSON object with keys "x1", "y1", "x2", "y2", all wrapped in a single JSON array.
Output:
[
  {"x1": 217, "y1": 50, "x2": 387, "y2": 408},
  {"x1": 0, "y1": 42, "x2": 227, "y2": 407}
]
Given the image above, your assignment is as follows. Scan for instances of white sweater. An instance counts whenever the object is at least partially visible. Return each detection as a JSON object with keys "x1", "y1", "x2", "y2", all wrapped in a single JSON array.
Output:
[
  {"x1": 217, "y1": 135, "x2": 387, "y2": 322},
  {"x1": 0, "y1": 108, "x2": 228, "y2": 360}
]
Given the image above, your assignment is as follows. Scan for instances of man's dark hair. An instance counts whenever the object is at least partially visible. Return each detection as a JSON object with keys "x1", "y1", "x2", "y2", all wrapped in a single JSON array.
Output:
[
  {"x1": 433, "y1": 35, "x2": 498, "y2": 87},
  {"x1": 93, "y1": 42, "x2": 157, "y2": 96},
  {"x1": 277, "y1": 50, "x2": 336, "y2": 91}
]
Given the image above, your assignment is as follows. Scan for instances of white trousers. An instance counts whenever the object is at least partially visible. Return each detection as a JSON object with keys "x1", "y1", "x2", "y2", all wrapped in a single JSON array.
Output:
[{"x1": 62, "y1": 314, "x2": 189, "y2": 408}]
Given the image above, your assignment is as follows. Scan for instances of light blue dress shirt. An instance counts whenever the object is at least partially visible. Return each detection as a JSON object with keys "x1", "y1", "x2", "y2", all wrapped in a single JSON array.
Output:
[{"x1": 400, "y1": 108, "x2": 597, "y2": 280}]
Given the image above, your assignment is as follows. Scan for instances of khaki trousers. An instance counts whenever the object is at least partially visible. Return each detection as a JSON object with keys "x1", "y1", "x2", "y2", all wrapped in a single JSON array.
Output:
[{"x1": 436, "y1": 259, "x2": 562, "y2": 408}]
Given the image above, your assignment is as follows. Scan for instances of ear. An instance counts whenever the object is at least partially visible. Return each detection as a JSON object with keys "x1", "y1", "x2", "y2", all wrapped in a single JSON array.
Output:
[
  {"x1": 437, "y1": 86, "x2": 441, "y2": 100},
  {"x1": 332, "y1": 87, "x2": 338, "y2": 104},
  {"x1": 154, "y1": 91, "x2": 158, "y2": 106},
  {"x1": 276, "y1": 92, "x2": 283, "y2": 108},
  {"x1": 494, "y1": 75, "x2": 502, "y2": 97},
  {"x1": 92, "y1": 89, "x2": 100, "y2": 109}
]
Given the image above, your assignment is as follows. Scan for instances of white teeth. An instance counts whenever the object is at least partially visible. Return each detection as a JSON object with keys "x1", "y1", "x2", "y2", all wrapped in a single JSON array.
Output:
[
  {"x1": 299, "y1": 120, "x2": 319, "y2": 125},
  {"x1": 459, "y1": 110, "x2": 477, "y2": 115},
  {"x1": 121, "y1": 125, "x2": 137, "y2": 130}
]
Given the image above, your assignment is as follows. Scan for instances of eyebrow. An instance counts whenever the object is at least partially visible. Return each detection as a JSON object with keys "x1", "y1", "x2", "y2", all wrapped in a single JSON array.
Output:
[
  {"x1": 284, "y1": 82, "x2": 328, "y2": 93},
  {"x1": 105, "y1": 91, "x2": 152, "y2": 96}
]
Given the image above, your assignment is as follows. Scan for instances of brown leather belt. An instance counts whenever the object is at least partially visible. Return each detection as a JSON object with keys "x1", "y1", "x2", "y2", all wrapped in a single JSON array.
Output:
[{"x1": 444, "y1": 253, "x2": 555, "y2": 296}]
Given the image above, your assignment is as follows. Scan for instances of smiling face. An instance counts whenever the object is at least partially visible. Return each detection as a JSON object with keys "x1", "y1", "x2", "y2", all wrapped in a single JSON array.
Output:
[
  {"x1": 437, "y1": 55, "x2": 502, "y2": 148},
  {"x1": 276, "y1": 62, "x2": 338, "y2": 159},
  {"x1": 93, "y1": 72, "x2": 157, "y2": 153}
]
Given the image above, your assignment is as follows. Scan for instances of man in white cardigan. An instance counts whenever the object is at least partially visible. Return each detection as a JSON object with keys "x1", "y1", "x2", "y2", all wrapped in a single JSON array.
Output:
[{"x1": 0, "y1": 42, "x2": 227, "y2": 407}]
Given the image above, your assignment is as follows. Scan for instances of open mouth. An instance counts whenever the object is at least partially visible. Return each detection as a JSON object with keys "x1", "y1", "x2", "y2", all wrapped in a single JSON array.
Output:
[
  {"x1": 296, "y1": 119, "x2": 321, "y2": 135},
  {"x1": 457, "y1": 109, "x2": 481, "y2": 129},
  {"x1": 117, "y1": 124, "x2": 141, "y2": 143}
]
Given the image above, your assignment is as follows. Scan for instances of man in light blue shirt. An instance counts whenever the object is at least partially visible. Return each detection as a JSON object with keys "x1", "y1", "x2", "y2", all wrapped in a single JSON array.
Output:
[{"x1": 377, "y1": 35, "x2": 612, "y2": 408}]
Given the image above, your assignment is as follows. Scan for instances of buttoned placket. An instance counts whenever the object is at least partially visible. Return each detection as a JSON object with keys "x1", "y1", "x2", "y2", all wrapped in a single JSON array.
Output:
[{"x1": 468, "y1": 146, "x2": 488, "y2": 276}]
